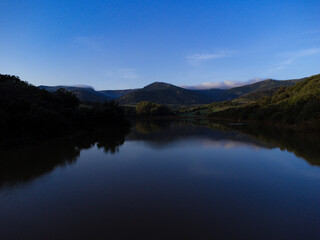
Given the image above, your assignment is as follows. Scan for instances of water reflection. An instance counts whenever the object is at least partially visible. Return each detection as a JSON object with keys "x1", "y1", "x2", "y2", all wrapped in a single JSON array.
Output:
[
  {"x1": 129, "y1": 120, "x2": 271, "y2": 148},
  {"x1": 1, "y1": 120, "x2": 319, "y2": 190},
  {"x1": 129, "y1": 119, "x2": 320, "y2": 165},
  {"x1": 1, "y1": 120, "x2": 320, "y2": 240},
  {"x1": 0, "y1": 128, "x2": 129, "y2": 188}
]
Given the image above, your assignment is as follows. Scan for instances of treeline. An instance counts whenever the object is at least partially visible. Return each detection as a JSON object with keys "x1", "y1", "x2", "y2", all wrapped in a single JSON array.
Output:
[
  {"x1": 135, "y1": 101, "x2": 175, "y2": 117},
  {"x1": 209, "y1": 74, "x2": 320, "y2": 128},
  {"x1": 0, "y1": 74, "x2": 129, "y2": 137}
]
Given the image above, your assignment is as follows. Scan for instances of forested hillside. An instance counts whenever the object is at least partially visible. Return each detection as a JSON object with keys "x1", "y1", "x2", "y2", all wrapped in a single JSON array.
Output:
[
  {"x1": 209, "y1": 74, "x2": 320, "y2": 128},
  {"x1": 117, "y1": 82, "x2": 212, "y2": 105},
  {"x1": 39, "y1": 85, "x2": 111, "y2": 102},
  {"x1": 117, "y1": 79, "x2": 301, "y2": 106},
  {"x1": 0, "y1": 74, "x2": 129, "y2": 137}
]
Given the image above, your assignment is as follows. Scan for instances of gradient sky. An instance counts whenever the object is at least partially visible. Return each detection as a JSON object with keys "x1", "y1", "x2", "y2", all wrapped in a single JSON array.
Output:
[{"x1": 1, "y1": 0, "x2": 319, "y2": 90}]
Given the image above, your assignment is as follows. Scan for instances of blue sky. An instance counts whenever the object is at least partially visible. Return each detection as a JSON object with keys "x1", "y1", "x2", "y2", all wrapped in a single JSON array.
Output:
[{"x1": 0, "y1": 0, "x2": 319, "y2": 90}]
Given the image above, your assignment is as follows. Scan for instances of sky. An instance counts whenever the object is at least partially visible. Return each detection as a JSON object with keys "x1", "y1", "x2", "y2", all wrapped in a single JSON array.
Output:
[{"x1": 0, "y1": 0, "x2": 319, "y2": 90}]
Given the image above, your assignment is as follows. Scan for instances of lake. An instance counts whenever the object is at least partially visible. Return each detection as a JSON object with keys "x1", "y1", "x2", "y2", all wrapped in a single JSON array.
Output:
[{"x1": 1, "y1": 120, "x2": 320, "y2": 240}]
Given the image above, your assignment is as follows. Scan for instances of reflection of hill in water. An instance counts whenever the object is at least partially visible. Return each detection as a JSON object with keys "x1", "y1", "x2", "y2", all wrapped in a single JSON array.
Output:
[
  {"x1": 228, "y1": 125, "x2": 320, "y2": 166},
  {"x1": 128, "y1": 120, "x2": 274, "y2": 149},
  {"x1": 1, "y1": 120, "x2": 319, "y2": 190},
  {"x1": 129, "y1": 120, "x2": 320, "y2": 166},
  {"x1": 0, "y1": 129, "x2": 129, "y2": 188}
]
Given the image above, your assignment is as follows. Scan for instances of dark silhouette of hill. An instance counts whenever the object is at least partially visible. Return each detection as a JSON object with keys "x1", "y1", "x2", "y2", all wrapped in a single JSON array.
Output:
[
  {"x1": 194, "y1": 88, "x2": 236, "y2": 102},
  {"x1": 39, "y1": 85, "x2": 111, "y2": 102},
  {"x1": 117, "y1": 79, "x2": 301, "y2": 106},
  {"x1": 117, "y1": 82, "x2": 212, "y2": 105},
  {"x1": 99, "y1": 89, "x2": 138, "y2": 99},
  {"x1": 0, "y1": 74, "x2": 129, "y2": 137},
  {"x1": 39, "y1": 78, "x2": 302, "y2": 106}
]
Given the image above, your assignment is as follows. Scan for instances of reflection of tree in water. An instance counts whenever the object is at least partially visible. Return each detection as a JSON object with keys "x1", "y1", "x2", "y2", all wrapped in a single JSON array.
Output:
[
  {"x1": 0, "y1": 128, "x2": 129, "y2": 189},
  {"x1": 129, "y1": 119, "x2": 273, "y2": 148},
  {"x1": 1, "y1": 120, "x2": 319, "y2": 190},
  {"x1": 188, "y1": 119, "x2": 320, "y2": 166},
  {"x1": 135, "y1": 120, "x2": 171, "y2": 134},
  {"x1": 131, "y1": 119, "x2": 320, "y2": 166},
  {"x1": 95, "y1": 131, "x2": 129, "y2": 154},
  {"x1": 227, "y1": 124, "x2": 320, "y2": 166}
]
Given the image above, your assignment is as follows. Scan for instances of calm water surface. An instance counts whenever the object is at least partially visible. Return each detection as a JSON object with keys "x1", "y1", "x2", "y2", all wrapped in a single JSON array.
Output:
[{"x1": 1, "y1": 120, "x2": 320, "y2": 239}]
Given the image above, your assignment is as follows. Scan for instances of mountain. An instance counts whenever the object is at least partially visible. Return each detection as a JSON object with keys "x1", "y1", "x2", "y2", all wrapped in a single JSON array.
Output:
[
  {"x1": 38, "y1": 78, "x2": 302, "y2": 105},
  {"x1": 195, "y1": 88, "x2": 237, "y2": 102},
  {"x1": 237, "y1": 87, "x2": 282, "y2": 102},
  {"x1": 117, "y1": 79, "x2": 302, "y2": 106},
  {"x1": 224, "y1": 78, "x2": 302, "y2": 97},
  {"x1": 209, "y1": 74, "x2": 320, "y2": 127},
  {"x1": 0, "y1": 74, "x2": 129, "y2": 137},
  {"x1": 117, "y1": 82, "x2": 212, "y2": 106},
  {"x1": 99, "y1": 89, "x2": 137, "y2": 99},
  {"x1": 39, "y1": 86, "x2": 111, "y2": 102}
]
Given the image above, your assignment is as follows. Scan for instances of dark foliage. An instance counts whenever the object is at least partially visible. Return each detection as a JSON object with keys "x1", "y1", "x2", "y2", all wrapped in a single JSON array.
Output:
[
  {"x1": 135, "y1": 101, "x2": 175, "y2": 117},
  {"x1": 118, "y1": 82, "x2": 212, "y2": 105},
  {"x1": 99, "y1": 89, "x2": 137, "y2": 99},
  {"x1": 117, "y1": 79, "x2": 301, "y2": 106},
  {"x1": 0, "y1": 74, "x2": 129, "y2": 137},
  {"x1": 39, "y1": 85, "x2": 112, "y2": 102},
  {"x1": 209, "y1": 74, "x2": 320, "y2": 128}
]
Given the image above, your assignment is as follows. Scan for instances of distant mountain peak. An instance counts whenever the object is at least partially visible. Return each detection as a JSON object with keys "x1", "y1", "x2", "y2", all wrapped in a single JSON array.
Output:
[
  {"x1": 143, "y1": 82, "x2": 180, "y2": 90},
  {"x1": 72, "y1": 84, "x2": 94, "y2": 89}
]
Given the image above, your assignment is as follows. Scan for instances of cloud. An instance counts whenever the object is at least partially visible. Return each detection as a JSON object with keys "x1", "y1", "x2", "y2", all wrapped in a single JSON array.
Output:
[
  {"x1": 187, "y1": 51, "x2": 233, "y2": 65},
  {"x1": 289, "y1": 48, "x2": 320, "y2": 57},
  {"x1": 104, "y1": 68, "x2": 138, "y2": 79},
  {"x1": 181, "y1": 78, "x2": 263, "y2": 90},
  {"x1": 269, "y1": 48, "x2": 320, "y2": 73},
  {"x1": 72, "y1": 84, "x2": 94, "y2": 89}
]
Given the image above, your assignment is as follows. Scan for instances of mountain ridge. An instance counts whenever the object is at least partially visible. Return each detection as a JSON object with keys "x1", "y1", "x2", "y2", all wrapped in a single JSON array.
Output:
[
  {"x1": 209, "y1": 74, "x2": 320, "y2": 126},
  {"x1": 117, "y1": 78, "x2": 302, "y2": 106},
  {"x1": 39, "y1": 85, "x2": 111, "y2": 102},
  {"x1": 38, "y1": 77, "x2": 303, "y2": 105}
]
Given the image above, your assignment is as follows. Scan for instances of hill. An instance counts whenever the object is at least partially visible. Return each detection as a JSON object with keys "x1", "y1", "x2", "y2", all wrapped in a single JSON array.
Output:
[
  {"x1": 117, "y1": 82, "x2": 212, "y2": 106},
  {"x1": 0, "y1": 74, "x2": 128, "y2": 137},
  {"x1": 194, "y1": 88, "x2": 236, "y2": 102},
  {"x1": 99, "y1": 89, "x2": 137, "y2": 99},
  {"x1": 209, "y1": 74, "x2": 320, "y2": 128},
  {"x1": 117, "y1": 79, "x2": 301, "y2": 106},
  {"x1": 39, "y1": 86, "x2": 111, "y2": 102},
  {"x1": 224, "y1": 78, "x2": 301, "y2": 97},
  {"x1": 38, "y1": 78, "x2": 302, "y2": 105}
]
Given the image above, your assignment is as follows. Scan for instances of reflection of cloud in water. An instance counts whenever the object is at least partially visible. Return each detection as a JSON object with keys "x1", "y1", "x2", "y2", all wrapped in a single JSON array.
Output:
[
  {"x1": 201, "y1": 139, "x2": 264, "y2": 150},
  {"x1": 128, "y1": 120, "x2": 273, "y2": 150},
  {"x1": 130, "y1": 120, "x2": 320, "y2": 166}
]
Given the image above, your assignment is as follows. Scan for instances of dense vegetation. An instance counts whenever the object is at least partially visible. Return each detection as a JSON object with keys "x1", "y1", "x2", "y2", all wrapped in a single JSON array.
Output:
[
  {"x1": 0, "y1": 74, "x2": 129, "y2": 138},
  {"x1": 225, "y1": 79, "x2": 301, "y2": 97},
  {"x1": 135, "y1": 101, "x2": 175, "y2": 117},
  {"x1": 118, "y1": 82, "x2": 212, "y2": 106},
  {"x1": 99, "y1": 89, "x2": 137, "y2": 99},
  {"x1": 41, "y1": 78, "x2": 301, "y2": 107},
  {"x1": 209, "y1": 74, "x2": 320, "y2": 128},
  {"x1": 117, "y1": 79, "x2": 301, "y2": 106},
  {"x1": 39, "y1": 85, "x2": 111, "y2": 102}
]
